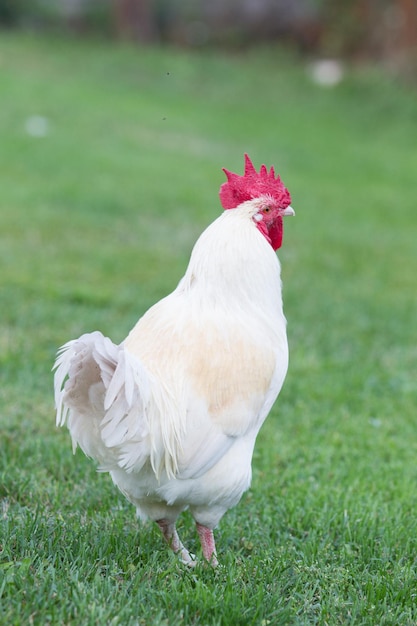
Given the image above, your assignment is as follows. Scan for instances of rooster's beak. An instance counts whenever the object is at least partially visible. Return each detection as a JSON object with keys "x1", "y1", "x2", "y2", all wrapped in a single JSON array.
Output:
[{"x1": 282, "y1": 206, "x2": 295, "y2": 216}]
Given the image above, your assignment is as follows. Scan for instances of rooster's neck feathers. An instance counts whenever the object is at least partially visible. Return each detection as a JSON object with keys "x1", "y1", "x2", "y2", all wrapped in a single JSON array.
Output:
[{"x1": 179, "y1": 202, "x2": 283, "y2": 315}]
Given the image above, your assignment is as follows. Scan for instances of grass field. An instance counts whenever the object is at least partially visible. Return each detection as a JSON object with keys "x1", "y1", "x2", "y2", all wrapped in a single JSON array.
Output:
[{"x1": 1, "y1": 32, "x2": 417, "y2": 625}]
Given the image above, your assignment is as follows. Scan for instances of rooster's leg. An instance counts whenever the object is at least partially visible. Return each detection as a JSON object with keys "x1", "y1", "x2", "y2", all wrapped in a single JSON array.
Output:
[
  {"x1": 196, "y1": 523, "x2": 218, "y2": 566},
  {"x1": 156, "y1": 519, "x2": 195, "y2": 566}
]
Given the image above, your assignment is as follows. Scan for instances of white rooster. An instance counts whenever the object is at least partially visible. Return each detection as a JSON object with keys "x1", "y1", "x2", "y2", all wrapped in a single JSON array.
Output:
[{"x1": 54, "y1": 154, "x2": 294, "y2": 566}]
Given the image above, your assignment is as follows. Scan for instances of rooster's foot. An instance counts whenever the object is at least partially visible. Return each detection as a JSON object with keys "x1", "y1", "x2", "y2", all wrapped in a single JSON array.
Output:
[
  {"x1": 196, "y1": 522, "x2": 218, "y2": 567},
  {"x1": 156, "y1": 518, "x2": 195, "y2": 566}
]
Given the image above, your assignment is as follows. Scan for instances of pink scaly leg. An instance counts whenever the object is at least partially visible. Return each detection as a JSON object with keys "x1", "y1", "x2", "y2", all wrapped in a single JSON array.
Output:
[
  {"x1": 196, "y1": 523, "x2": 218, "y2": 567},
  {"x1": 156, "y1": 519, "x2": 195, "y2": 566}
]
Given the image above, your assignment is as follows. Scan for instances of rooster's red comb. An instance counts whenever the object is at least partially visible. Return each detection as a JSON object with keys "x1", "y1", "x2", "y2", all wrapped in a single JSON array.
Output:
[{"x1": 219, "y1": 153, "x2": 291, "y2": 210}]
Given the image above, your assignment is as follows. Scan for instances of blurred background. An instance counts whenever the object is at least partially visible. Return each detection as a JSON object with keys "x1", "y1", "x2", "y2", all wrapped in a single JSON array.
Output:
[
  {"x1": 1, "y1": 2, "x2": 417, "y2": 623},
  {"x1": 1, "y1": 0, "x2": 416, "y2": 80}
]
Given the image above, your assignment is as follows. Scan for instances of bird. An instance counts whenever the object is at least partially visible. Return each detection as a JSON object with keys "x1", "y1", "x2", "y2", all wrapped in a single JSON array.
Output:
[{"x1": 53, "y1": 153, "x2": 294, "y2": 566}]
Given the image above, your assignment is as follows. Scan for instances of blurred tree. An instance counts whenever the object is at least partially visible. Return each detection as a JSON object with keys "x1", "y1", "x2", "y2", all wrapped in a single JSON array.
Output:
[
  {"x1": 0, "y1": 0, "x2": 415, "y2": 79},
  {"x1": 384, "y1": 0, "x2": 417, "y2": 75},
  {"x1": 0, "y1": 0, "x2": 19, "y2": 25},
  {"x1": 113, "y1": 0, "x2": 155, "y2": 41}
]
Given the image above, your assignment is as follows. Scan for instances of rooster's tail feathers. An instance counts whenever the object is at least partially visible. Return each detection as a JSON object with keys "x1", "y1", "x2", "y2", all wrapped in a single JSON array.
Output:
[{"x1": 53, "y1": 331, "x2": 151, "y2": 472}]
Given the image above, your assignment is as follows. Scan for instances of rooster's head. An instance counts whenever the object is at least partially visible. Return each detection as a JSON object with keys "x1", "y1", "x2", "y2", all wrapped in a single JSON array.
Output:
[{"x1": 219, "y1": 153, "x2": 294, "y2": 250}]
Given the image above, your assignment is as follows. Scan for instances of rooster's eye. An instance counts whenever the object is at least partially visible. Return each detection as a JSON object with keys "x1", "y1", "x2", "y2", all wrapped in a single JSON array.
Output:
[{"x1": 263, "y1": 207, "x2": 271, "y2": 214}]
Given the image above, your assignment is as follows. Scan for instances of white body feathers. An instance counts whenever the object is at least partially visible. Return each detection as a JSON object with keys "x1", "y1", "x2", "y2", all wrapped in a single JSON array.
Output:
[{"x1": 54, "y1": 202, "x2": 289, "y2": 531}]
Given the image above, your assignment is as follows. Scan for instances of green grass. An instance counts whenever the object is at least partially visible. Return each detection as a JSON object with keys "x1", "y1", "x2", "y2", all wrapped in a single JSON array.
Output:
[{"x1": 1, "y1": 32, "x2": 417, "y2": 625}]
